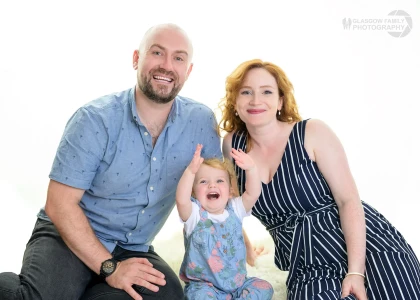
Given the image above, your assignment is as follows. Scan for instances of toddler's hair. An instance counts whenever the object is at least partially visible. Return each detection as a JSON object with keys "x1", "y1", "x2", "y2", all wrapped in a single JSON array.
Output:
[{"x1": 200, "y1": 158, "x2": 239, "y2": 197}]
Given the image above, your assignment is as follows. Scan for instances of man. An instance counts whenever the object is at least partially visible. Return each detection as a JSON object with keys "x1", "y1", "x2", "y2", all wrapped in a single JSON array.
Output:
[{"x1": 0, "y1": 23, "x2": 221, "y2": 300}]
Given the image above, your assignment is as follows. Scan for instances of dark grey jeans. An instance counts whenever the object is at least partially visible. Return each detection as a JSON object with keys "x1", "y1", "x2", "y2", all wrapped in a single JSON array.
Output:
[{"x1": 0, "y1": 219, "x2": 183, "y2": 300}]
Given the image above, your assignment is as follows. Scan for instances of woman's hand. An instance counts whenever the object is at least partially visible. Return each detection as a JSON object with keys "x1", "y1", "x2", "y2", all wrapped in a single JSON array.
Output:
[{"x1": 341, "y1": 275, "x2": 367, "y2": 300}]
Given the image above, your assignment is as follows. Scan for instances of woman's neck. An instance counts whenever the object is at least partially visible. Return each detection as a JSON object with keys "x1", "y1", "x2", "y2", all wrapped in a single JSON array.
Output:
[{"x1": 247, "y1": 121, "x2": 289, "y2": 149}]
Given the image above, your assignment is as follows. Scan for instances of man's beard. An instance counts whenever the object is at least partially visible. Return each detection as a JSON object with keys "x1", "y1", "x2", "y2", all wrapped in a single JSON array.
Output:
[{"x1": 138, "y1": 70, "x2": 182, "y2": 104}]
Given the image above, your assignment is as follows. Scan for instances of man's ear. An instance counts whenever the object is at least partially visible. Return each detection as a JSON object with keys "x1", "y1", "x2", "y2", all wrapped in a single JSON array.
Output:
[
  {"x1": 185, "y1": 63, "x2": 194, "y2": 81},
  {"x1": 132, "y1": 50, "x2": 140, "y2": 70}
]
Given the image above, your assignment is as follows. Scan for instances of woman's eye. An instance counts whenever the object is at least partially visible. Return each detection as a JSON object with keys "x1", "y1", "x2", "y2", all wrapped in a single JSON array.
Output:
[
  {"x1": 263, "y1": 90, "x2": 273, "y2": 94},
  {"x1": 240, "y1": 90, "x2": 252, "y2": 95},
  {"x1": 217, "y1": 179, "x2": 224, "y2": 183}
]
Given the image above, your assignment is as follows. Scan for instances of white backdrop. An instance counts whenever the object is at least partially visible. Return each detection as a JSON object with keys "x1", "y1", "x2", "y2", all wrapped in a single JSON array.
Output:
[{"x1": 0, "y1": 0, "x2": 419, "y2": 273}]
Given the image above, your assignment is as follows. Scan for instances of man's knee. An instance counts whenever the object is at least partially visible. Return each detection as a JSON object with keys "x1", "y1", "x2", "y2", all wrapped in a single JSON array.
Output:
[
  {"x1": 82, "y1": 279, "x2": 184, "y2": 300},
  {"x1": 135, "y1": 270, "x2": 183, "y2": 299},
  {"x1": 0, "y1": 272, "x2": 20, "y2": 300}
]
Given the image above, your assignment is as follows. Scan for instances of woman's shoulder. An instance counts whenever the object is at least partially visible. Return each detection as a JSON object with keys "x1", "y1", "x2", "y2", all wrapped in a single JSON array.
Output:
[
  {"x1": 305, "y1": 118, "x2": 339, "y2": 152},
  {"x1": 222, "y1": 132, "x2": 234, "y2": 157},
  {"x1": 305, "y1": 118, "x2": 333, "y2": 135}
]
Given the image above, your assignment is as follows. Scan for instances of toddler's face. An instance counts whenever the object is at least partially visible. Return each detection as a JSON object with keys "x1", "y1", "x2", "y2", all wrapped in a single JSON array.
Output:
[{"x1": 192, "y1": 164, "x2": 232, "y2": 215}]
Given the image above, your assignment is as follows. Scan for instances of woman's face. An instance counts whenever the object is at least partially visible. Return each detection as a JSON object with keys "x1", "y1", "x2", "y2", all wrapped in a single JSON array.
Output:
[{"x1": 235, "y1": 68, "x2": 282, "y2": 128}]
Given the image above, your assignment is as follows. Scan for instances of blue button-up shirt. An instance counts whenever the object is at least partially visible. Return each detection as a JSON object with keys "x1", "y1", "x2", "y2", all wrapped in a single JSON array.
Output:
[{"x1": 38, "y1": 87, "x2": 222, "y2": 252}]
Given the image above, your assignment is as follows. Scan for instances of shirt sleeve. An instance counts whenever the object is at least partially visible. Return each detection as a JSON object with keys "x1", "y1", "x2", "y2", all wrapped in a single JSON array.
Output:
[
  {"x1": 49, "y1": 107, "x2": 108, "y2": 190},
  {"x1": 231, "y1": 196, "x2": 251, "y2": 222},
  {"x1": 199, "y1": 110, "x2": 222, "y2": 160},
  {"x1": 181, "y1": 202, "x2": 200, "y2": 238}
]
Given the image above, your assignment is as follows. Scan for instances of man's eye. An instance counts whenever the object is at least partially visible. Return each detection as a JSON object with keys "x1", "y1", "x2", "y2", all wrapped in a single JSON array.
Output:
[
  {"x1": 152, "y1": 51, "x2": 162, "y2": 56},
  {"x1": 175, "y1": 57, "x2": 184, "y2": 61}
]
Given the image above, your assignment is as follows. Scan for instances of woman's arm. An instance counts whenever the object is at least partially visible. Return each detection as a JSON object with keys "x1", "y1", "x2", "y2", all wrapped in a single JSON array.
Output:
[
  {"x1": 305, "y1": 119, "x2": 367, "y2": 299},
  {"x1": 222, "y1": 132, "x2": 233, "y2": 159}
]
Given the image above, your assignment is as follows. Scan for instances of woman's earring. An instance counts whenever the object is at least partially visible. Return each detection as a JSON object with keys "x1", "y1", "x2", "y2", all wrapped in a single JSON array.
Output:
[
  {"x1": 278, "y1": 110, "x2": 281, "y2": 116},
  {"x1": 235, "y1": 111, "x2": 238, "y2": 116}
]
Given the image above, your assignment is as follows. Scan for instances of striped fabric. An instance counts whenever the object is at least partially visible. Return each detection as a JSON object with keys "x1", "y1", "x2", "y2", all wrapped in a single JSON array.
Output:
[{"x1": 232, "y1": 119, "x2": 420, "y2": 299}]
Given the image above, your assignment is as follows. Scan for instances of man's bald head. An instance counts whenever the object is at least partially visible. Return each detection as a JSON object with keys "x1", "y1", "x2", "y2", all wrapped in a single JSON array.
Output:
[{"x1": 139, "y1": 23, "x2": 193, "y2": 63}]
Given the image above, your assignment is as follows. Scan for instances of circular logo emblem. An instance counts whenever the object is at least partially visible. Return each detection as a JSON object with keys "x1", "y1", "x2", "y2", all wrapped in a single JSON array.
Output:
[{"x1": 387, "y1": 10, "x2": 412, "y2": 37}]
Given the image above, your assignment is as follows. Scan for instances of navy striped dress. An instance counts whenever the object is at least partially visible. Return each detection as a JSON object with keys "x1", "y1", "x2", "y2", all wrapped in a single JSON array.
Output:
[{"x1": 232, "y1": 119, "x2": 420, "y2": 300}]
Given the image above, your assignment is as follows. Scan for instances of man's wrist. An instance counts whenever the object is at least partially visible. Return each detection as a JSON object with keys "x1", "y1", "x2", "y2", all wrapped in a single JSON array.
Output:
[{"x1": 99, "y1": 257, "x2": 119, "y2": 279}]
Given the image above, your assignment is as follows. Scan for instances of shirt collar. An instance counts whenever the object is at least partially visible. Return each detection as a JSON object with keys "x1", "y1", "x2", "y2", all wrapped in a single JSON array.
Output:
[{"x1": 129, "y1": 86, "x2": 179, "y2": 127}]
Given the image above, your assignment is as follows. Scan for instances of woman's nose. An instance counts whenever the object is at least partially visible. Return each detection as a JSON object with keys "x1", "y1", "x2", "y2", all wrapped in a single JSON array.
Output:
[{"x1": 249, "y1": 94, "x2": 261, "y2": 105}]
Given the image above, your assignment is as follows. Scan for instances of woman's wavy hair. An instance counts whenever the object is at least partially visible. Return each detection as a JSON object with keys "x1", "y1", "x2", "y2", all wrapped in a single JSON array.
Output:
[{"x1": 218, "y1": 59, "x2": 302, "y2": 136}]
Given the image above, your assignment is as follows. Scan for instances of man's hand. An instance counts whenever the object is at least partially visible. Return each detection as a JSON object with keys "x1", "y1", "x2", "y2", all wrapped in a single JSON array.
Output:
[{"x1": 106, "y1": 258, "x2": 166, "y2": 300}]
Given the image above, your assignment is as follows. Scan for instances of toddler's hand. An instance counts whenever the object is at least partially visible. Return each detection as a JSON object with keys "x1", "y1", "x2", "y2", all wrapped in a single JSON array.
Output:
[
  {"x1": 187, "y1": 144, "x2": 204, "y2": 174},
  {"x1": 230, "y1": 148, "x2": 255, "y2": 171}
]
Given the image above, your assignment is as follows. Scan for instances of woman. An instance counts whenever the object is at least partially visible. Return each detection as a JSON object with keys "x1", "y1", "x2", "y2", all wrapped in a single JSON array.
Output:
[{"x1": 219, "y1": 59, "x2": 420, "y2": 299}]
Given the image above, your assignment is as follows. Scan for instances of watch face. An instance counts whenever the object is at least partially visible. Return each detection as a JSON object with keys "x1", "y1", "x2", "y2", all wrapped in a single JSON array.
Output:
[{"x1": 102, "y1": 260, "x2": 116, "y2": 274}]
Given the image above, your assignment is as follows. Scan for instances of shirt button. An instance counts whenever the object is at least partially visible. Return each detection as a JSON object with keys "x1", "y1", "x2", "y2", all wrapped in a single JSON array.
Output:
[
  {"x1": 144, "y1": 132, "x2": 149, "y2": 136},
  {"x1": 142, "y1": 210, "x2": 145, "y2": 214},
  {"x1": 150, "y1": 186, "x2": 154, "y2": 191},
  {"x1": 128, "y1": 232, "x2": 132, "y2": 236},
  {"x1": 152, "y1": 157, "x2": 156, "y2": 161}
]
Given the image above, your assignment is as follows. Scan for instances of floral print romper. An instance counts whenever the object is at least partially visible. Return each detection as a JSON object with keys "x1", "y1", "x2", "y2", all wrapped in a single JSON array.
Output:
[{"x1": 180, "y1": 198, "x2": 274, "y2": 299}]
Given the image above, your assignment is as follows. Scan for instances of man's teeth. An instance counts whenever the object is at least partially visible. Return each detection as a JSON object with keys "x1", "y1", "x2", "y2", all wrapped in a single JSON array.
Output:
[{"x1": 153, "y1": 75, "x2": 172, "y2": 82}]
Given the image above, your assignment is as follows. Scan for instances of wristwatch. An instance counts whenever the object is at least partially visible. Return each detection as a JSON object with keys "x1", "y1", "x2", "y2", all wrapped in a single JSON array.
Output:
[{"x1": 100, "y1": 258, "x2": 119, "y2": 279}]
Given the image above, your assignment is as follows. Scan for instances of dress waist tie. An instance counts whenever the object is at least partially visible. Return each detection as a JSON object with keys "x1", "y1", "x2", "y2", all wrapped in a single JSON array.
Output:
[{"x1": 266, "y1": 203, "x2": 336, "y2": 290}]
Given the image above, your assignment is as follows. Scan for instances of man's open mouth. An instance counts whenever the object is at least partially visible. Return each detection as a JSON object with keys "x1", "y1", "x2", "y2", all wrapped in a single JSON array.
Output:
[{"x1": 153, "y1": 75, "x2": 174, "y2": 83}]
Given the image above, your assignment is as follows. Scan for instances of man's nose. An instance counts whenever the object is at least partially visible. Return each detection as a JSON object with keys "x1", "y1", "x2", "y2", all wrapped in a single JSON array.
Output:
[{"x1": 159, "y1": 55, "x2": 173, "y2": 71}]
